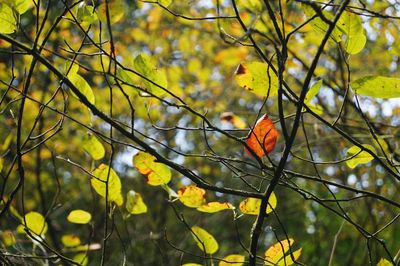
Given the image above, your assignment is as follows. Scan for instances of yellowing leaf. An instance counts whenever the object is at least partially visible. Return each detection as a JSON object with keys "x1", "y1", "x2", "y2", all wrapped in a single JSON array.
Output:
[
  {"x1": 239, "y1": 192, "x2": 277, "y2": 215},
  {"x1": 133, "y1": 151, "x2": 171, "y2": 186},
  {"x1": 82, "y1": 133, "x2": 105, "y2": 160},
  {"x1": 346, "y1": 144, "x2": 376, "y2": 169},
  {"x1": 178, "y1": 185, "x2": 206, "y2": 208},
  {"x1": 67, "y1": 72, "x2": 95, "y2": 105},
  {"x1": 182, "y1": 264, "x2": 202, "y2": 266},
  {"x1": 303, "y1": 5, "x2": 342, "y2": 42},
  {"x1": 351, "y1": 76, "x2": 400, "y2": 98},
  {"x1": 23, "y1": 212, "x2": 48, "y2": 236},
  {"x1": 372, "y1": 137, "x2": 390, "y2": 155},
  {"x1": 98, "y1": 0, "x2": 125, "y2": 24},
  {"x1": 133, "y1": 54, "x2": 168, "y2": 97},
  {"x1": 73, "y1": 253, "x2": 88, "y2": 266},
  {"x1": 67, "y1": 210, "x2": 92, "y2": 224},
  {"x1": 91, "y1": 164, "x2": 123, "y2": 206},
  {"x1": 264, "y1": 239, "x2": 302, "y2": 266},
  {"x1": 77, "y1": 3, "x2": 98, "y2": 24},
  {"x1": 197, "y1": 202, "x2": 234, "y2": 213},
  {"x1": 126, "y1": 190, "x2": 148, "y2": 214},
  {"x1": 220, "y1": 112, "x2": 247, "y2": 129},
  {"x1": 0, "y1": 157, "x2": 3, "y2": 173},
  {"x1": 191, "y1": 226, "x2": 219, "y2": 254},
  {"x1": 234, "y1": 62, "x2": 278, "y2": 97},
  {"x1": 377, "y1": 258, "x2": 394, "y2": 266},
  {"x1": 61, "y1": 234, "x2": 81, "y2": 247},
  {"x1": 337, "y1": 11, "x2": 366, "y2": 54},
  {"x1": 0, "y1": 3, "x2": 17, "y2": 34},
  {"x1": 1, "y1": 230, "x2": 16, "y2": 247},
  {"x1": 345, "y1": 33, "x2": 366, "y2": 54},
  {"x1": 219, "y1": 254, "x2": 245, "y2": 266},
  {"x1": 245, "y1": 114, "x2": 279, "y2": 158},
  {"x1": 305, "y1": 80, "x2": 322, "y2": 103}
]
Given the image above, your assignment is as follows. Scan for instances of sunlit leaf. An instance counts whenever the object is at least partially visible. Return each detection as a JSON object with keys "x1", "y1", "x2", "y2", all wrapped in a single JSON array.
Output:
[
  {"x1": 67, "y1": 72, "x2": 95, "y2": 105},
  {"x1": 372, "y1": 136, "x2": 390, "y2": 155},
  {"x1": 305, "y1": 80, "x2": 322, "y2": 102},
  {"x1": 158, "y1": 0, "x2": 172, "y2": 7},
  {"x1": 197, "y1": 202, "x2": 234, "y2": 213},
  {"x1": 61, "y1": 234, "x2": 81, "y2": 247},
  {"x1": 234, "y1": 62, "x2": 278, "y2": 97},
  {"x1": 126, "y1": 190, "x2": 148, "y2": 214},
  {"x1": 5, "y1": 0, "x2": 33, "y2": 14},
  {"x1": 98, "y1": 0, "x2": 125, "y2": 24},
  {"x1": 23, "y1": 212, "x2": 48, "y2": 236},
  {"x1": 239, "y1": 192, "x2": 277, "y2": 215},
  {"x1": 264, "y1": 239, "x2": 302, "y2": 266},
  {"x1": 219, "y1": 254, "x2": 245, "y2": 266},
  {"x1": 377, "y1": 258, "x2": 394, "y2": 266},
  {"x1": 73, "y1": 253, "x2": 88, "y2": 266},
  {"x1": 1, "y1": 230, "x2": 16, "y2": 246},
  {"x1": 346, "y1": 144, "x2": 376, "y2": 169},
  {"x1": 133, "y1": 54, "x2": 168, "y2": 97},
  {"x1": 67, "y1": 210, "x2": 92, "y2": 224},
  {"x1": 336, "y1": 11, "x2": 366, "y2": 54},
  {"x1": 133, "y1": 151, "x2": 172, "y2": 186},
  {"x1": 351, "y1": 76, "x2": 400, "y2": 98},
  {"x1": 0, "y1": 3, "x2": 16, "y2": 34},
  {"x1": 178, "y1": 185, "x2": 206, "y2": 208},
  {"x1": 91, "y1": 164, "x2": 123, "y2": 206},
  {"x1": 245, "y1": 114, "x2": 279, "y2": 158},
  {"x1": 220, "y1": 112, "x2": 247, "y2": 129},
  {"x1": 182, "y1": 264, "x2": 202, "y2": 266},
  {"x1": 191, "y1": 226, "x2": 219, "y2": 254},
  {"x1": 303, "y1": 5, "x2": 342, "y2": 42},
  {"x1": 77, "y1": 3, "x2": 98, "y2": 24},
  {"x1": 82, "y1": 133, "x2": 105, "y2": 160}
]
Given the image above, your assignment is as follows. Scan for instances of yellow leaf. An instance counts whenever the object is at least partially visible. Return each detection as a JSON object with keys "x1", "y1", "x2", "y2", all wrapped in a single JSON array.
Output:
[
  {"x1": 5, "y1": 0, "x2": 33, "y2": 14},
  {"x1": 264, "y1": 239, "x2": 302, "y2": 266},
  {"x1": 133, "y1": 151, "x2": 171, "y2": 186},
  {"x1": 82, "y1": 133, "x2": 105, "y2": 160},
  {"x1": 346, "y1": 144, "x2": 376, "y2": 168},
  {"x1": 178, "y1": 185, "x2": 206, "y2": 208},
  {"x1": 61, "y1": 234, "x2": 81, "y2": 247},
  {"x1": 191, "y1": 226, "x2": 219, "y2": 254},
  {"x1": 0, "y1": 3, "x2": 16, "y2": 34},
  {"x1": 126, "y1": 190, "x2": 148, "y2": 214},
  {"x1": 377, "y1": 258, "x2": 394, "y2": 266},
  {"x1": 372, "y1": 137, "x2": 390, "y2": 155},
  {"x1": 23, "y1": 212, "x2": 48, "y2": 236},
  {"x1": 182, "y1": 264, "x2": 202, "y2": 266},
  {"x1": 220, "y1": 112, "x2": 247, "y2": 129},
  {"x1": 197, "y1": 202, "x2": 234, "y2": 213},
  {"x1": 219, "y1": 254, "x2": 245, "y2": 266},
  {"x1": 91, "y1": 164, "x2": 124, "y2": 206},
  {"x1": 158, "y1": 0, "x2": 172, "y2": 7},
  {"x1": 239, "y1": 192, "x2": 277, "y2": 215},
  {"x1": 351, "y1": 76, "x2": 400, "y2": 98},
  {"x1": 67, "y1": 210, "x2": 92, "y2": 224},
  {"x1": 234, "y1": 62, "x2": 278, "y2": 98}
]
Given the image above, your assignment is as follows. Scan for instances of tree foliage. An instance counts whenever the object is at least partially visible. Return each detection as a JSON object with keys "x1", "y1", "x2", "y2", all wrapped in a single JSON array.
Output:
[{"x1": 0, "y1": 0, "x2": 400, "y2": 265}]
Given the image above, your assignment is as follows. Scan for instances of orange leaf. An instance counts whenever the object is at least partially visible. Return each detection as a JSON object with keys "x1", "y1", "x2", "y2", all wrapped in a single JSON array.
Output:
[
  {"x1": 178, "y1": 185, "x2": 206, "y2": 208},
  {"x1": 245, "y1": 114, "x2": 278, "y2": 158}
]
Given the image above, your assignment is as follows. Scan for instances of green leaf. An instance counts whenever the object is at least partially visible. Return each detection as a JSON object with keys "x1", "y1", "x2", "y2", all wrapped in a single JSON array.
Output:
[
  {"x1": 191, "y1": 226, "x2": 219, "y2": 254},
  {"x1": 351, "y1": 76, "x2": 400, "y2": 98},
  {"x1": 23, "y1": 212, "x2": 48, "y2": 236},
  {"x1": 67, "y1": 210, "x2": 92, "y2": 224},
  {"x1": 126, "y1": 190, "x2": 148, "y2": 214},
  {"x1": 346, "y1": 144, "x2": 376, "y2": 169},
  {"x1": 91, "y1": 164, "x2": 124, "y2": 206},
  {"x1": 77, "y1": 3, "x2": 98, "y2": 24},
  {"x1": 234, "y1": 62, "x2": 278, "y2": 97},
  {"x1": 133, "y1": 54, "x2": 168, "y2": 97},
  {"x1": 0, "y1": 157, "x2": 3, "y2": 173},
  {"x1": 82, "y1": 133, "x2": 105, "y2": 160},
  {"x1": 305, "y1": 80, "x2": 322, "y2": 103},
  {"x1": 0, "y1": 3, "x2": 17, "y2": 34},
  {"x1": 303, "y1": 5, "x2": 342, "y2": 42},
  {"x1": 67, "y1": 72, "x2": 96, "y2": 105},
  {"x1": 73, "y1": 253, "x2": 89, "y2": 266},
  {"x1": 133, "y1": 151, "x2": 172, "y2": 186}
]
